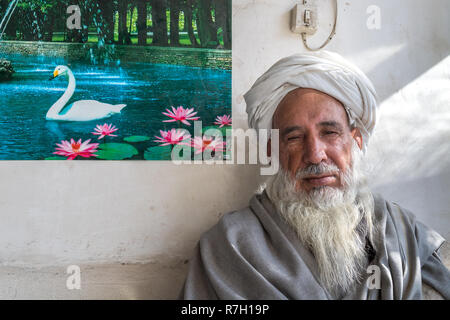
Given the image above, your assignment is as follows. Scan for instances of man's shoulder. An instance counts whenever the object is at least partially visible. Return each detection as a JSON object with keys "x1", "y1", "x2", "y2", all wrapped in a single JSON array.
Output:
[
  {"x1": 372, "y1": 192, "x2": 417, "y2": 224},
  {"x1": 372, "y1": 192, "x2": 446, "y2": 259}
]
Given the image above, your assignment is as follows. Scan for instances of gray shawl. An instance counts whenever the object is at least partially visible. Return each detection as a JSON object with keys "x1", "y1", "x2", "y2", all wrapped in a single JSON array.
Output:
[{"x1": 180, "y1": 191, "x2": 449, "y2": 299}]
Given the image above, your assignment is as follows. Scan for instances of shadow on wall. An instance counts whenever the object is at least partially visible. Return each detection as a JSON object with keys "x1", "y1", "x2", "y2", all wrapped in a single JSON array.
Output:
[
  {"x1": 364, "y1": 54, "x2": 450, "y2": 238},
  {"x1": 366, "y1": 55, "x2": 450, "y2": 184},
  {"x1": 336, "y1": 0, "x2": 450, "y2": 102},
  {"x1": 371, "y1": 171, "x2": 450, "y2": 240}
]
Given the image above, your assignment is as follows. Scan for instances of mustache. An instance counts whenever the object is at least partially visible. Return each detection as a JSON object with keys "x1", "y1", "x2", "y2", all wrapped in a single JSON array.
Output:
[{"x1": 295, "y1": 162, "x2": 340, "y2": 179}]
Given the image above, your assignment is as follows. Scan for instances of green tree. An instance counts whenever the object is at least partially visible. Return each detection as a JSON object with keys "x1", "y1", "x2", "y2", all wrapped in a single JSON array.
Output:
[
  {"x1": 16, "y1": 0, "x2": 60, "y2": 41},
  {"x1": 118, "y1": 0, "x2": 130, "y2": 44},
  {"x1": 136, "y1": 0, "x2": 148, "y2": 45},
  {"x1": 168, "y1": 0, "x2": 179, "y2": 45},
  {"x1": 181, "y1": 0, "x2": 198, "y2": 47},
  {"x1": 97, "y1": 0, "x2": 115, "y2": 44},
  {"x1": 195, "y1": 0, "x2": 217, "y2": 48},
  {"x1": 213, "y1": 0, "x2": 230, "y2": 49},
  {"x1": 150, "y1": 0, "x2": 168, "y2": 46}
]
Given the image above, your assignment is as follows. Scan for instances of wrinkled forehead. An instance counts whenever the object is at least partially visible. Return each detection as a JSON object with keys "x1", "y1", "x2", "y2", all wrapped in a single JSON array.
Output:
[{"x1": 272, "y1": 88, "x2": 352, "y2": 129}]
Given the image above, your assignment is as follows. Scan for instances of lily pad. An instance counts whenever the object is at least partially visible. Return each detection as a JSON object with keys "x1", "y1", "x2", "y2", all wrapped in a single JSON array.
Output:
[
  {"x1": 124, "y1": 135, "x2": 150, "y2": 143},
  {"x1": 45, "y1": 156, "x2": 67, "y2": 160},
  {"x1": 96, "y1": 143, "x2": 138, "y2": 160},
  {"x1": 144, "y1": 145, "x2": 173, "y2": 160}
]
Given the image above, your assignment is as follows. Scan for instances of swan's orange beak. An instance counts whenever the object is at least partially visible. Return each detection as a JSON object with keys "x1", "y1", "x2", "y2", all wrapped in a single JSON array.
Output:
[{"x1": 49, "y1": 70, "x2": 58, "y2": 80}]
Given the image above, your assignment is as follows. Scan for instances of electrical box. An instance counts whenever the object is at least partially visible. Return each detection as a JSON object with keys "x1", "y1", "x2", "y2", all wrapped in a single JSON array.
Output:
[{"x1": 290, "y1": 1, "x2": 318, "y2": 35}]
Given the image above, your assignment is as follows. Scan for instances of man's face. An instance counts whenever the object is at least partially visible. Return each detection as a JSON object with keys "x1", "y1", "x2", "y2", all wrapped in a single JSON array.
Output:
[{"x1": 272, "y1": 88, "x2": 362, "y2": 192}]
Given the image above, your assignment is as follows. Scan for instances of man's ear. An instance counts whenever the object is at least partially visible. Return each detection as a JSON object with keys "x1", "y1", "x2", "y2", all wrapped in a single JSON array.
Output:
[
  {"x1": 267, "y1": 138, "x2": 272, "y2": 157},
  {"x1": 351, "y1": 127, "x2": 363, "y2": 150}
]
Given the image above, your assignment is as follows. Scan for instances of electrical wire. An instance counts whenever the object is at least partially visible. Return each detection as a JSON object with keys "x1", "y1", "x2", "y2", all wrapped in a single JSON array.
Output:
[{"x1": 301, "y1": 0, "x2": 338, "y2": 51}]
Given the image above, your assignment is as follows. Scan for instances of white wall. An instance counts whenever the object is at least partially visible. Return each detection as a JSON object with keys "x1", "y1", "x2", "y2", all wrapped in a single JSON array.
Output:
[
  {"x1": 0, "y1": 162, "x2": 264, "y2": 298},
  {"x1": 0, "y1": 162, "x2": 263, "y2": 267},
  {"x1": 0, "y1": 0, "x2": 448, "y2": 299}
]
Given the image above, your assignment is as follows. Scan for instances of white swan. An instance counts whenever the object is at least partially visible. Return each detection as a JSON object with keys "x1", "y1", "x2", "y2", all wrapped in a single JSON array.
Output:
[{"x1": 47, "y1": 65, "x2": 126, "y2": 121}]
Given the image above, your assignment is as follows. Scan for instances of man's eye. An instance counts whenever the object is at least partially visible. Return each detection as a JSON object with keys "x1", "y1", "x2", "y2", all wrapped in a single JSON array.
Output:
[
  {"x1": 324, "y1": 131, "x2": 338, "y2": 135},
  {"x1": 287, "y1": 136, "x2": 300, "y2": 141}
]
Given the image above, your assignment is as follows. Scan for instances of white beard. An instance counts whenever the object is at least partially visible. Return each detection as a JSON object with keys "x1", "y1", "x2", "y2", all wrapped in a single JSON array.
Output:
[{"x1": 265, "y1": 141, "x2": 375, "y2": 297}]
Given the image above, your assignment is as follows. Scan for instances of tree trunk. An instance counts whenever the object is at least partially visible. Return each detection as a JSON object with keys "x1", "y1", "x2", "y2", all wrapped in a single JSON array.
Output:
[
  {"x1": 137, "y1": 0, "x2": 147, "y2": 45},
  {"x1": 31, "y1": 10, "x2": 45, "y2": 41},
  {"x1": 80, "y1": 0, "x2": 91, "y2": 43},
  {"x1": 150, "y1": 0, "x2": 168, "y2": 46},
  {"x1": 44, "y1": 13, "x2": 55, "y2": 42},
  {"x1": 98, "y1": 0, "x2": 115, "y2": 44},
  {"x1": 212, "y1": 0, "x2": 230, "y2": 49},
  {"x1": 118, "y1": 0, "x2": 129, "y2": 44},
  {"x1": 184, "y1": 0, "x2": 198, "y2": 47},
  {"x1": 226, "y1": 0, "x2": 231, "y2": 49},
  {"x1": 4, "y1": 17, "x2": 17, "y2": 40},
  {"x1": 195, "y1": 0, "x2": 217, "y2": 48},
  {"x1": 169, "y1": 0, "x2": 179, "y2": 46}
]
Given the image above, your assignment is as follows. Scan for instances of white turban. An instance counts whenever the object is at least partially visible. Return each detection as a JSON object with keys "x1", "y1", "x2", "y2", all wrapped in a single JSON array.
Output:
[{"x1": 244, "y1": 51, "x2": 378, "y2": 152}]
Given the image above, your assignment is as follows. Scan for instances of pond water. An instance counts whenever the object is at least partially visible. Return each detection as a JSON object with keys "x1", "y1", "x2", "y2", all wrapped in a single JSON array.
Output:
[{"x1": 0, "y1": 54, "x2": 231, "y2": 160}]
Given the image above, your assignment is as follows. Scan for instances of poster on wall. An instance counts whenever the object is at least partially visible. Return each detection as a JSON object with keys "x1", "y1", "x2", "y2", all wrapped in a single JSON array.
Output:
[{"x1": 0, "y1": 0, "x2": 231, "y2": 160}]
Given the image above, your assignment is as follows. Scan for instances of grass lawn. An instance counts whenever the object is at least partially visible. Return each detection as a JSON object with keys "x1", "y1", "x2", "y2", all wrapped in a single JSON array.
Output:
[{"x1": 50, "y1": 32, "x2": 223, "y2": 47}]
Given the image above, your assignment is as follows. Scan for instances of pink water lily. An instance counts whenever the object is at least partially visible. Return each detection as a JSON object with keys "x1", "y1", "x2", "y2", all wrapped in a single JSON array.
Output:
[
  {"x1": 154, "y1": 129, "x2": 191, "y2": 146},
  {"x1": 214, "y1": 114, "x2": 232, "y2": 128},
  {"x1": 54, "y1": 138, "x2": 99, "y2": 160},
  {"x1": 191, "y1": 136, "x2": 226, "y2": 155},
  {"x1": 162, "y1": 106, "x2": 200, "y2": 126},
  {"x1": 92, "y1": 123, "x2": 118, "y2": 139}
]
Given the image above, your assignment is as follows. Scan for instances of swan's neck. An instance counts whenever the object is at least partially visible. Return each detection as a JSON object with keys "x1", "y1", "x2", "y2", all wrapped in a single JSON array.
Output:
[{"x1": 46, "y1": 69, "x2": 76, "y2": 119}]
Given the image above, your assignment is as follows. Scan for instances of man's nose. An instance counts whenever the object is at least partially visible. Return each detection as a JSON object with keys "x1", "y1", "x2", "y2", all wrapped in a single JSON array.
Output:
[{"x1": 302, "y1": 135, "x2": 327, "y2": 165}]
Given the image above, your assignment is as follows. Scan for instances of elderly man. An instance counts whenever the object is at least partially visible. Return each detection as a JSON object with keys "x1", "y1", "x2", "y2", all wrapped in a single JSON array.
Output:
[{"x1": 179, "y1": 51, "x2": 450, "y2": 299}]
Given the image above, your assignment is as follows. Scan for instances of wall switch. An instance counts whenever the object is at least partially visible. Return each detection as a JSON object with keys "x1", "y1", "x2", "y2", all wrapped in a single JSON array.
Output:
[{"x1": 290, "y1": 1, "x2": 318, "y2": 35}]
